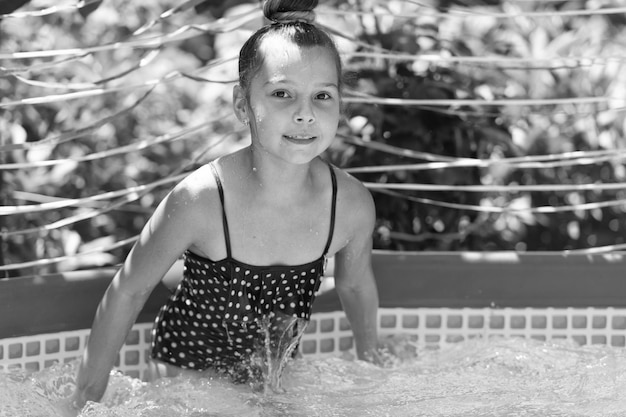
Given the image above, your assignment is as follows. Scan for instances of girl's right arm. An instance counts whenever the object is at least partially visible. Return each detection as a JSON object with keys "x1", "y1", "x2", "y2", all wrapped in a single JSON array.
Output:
[{"x1": 69, "y1": 171, "x2": 210, "y2": 410}]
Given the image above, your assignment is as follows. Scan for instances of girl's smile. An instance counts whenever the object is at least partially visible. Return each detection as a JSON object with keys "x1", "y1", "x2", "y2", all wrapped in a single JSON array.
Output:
[{"x1": 283, "y1": 133, "x2": 317, "y2": 144}]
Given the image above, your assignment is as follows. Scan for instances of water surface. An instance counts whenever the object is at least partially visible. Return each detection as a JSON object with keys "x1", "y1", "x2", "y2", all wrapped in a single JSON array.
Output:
[{"x1": 2, "y1": 337, "x2": 626, "y2": 416}]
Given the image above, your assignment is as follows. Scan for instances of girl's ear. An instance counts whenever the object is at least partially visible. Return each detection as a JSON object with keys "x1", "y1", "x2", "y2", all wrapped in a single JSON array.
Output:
[{"x1": 232, "y1": 85, "x2": 249, "y2": 125}]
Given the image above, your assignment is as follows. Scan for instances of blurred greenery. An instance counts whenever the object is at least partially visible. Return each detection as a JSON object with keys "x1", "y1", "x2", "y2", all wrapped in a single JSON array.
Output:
[
  {"x1": 1, "y1": 0, "x2": 625, "y2": 276},
  {"x1": 328, "y1": 0, "x2": 626, "y2": 251}
]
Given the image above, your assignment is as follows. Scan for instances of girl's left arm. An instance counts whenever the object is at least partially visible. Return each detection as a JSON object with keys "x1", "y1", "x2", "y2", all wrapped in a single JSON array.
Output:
[{"x1": 333, "y1": 183, "x2": 380, "y2": 362}]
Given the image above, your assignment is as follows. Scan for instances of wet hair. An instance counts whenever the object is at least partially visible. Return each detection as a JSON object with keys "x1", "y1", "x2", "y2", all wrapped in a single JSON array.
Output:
[{"x1": 238, "y1": 0, "x2": 342, "y2": 95}]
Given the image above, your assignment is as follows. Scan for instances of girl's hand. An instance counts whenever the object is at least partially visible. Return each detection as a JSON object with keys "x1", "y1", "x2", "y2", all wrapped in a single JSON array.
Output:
[
  {"x1": 363, "y1": 347, "x2": 386, "y2": 367},
  {"x1": 52, "y1": 397, "x2": 83, "y2": 417},
  {"x1": 365, "y1": 335, "x2": 419, "y2": 368}
]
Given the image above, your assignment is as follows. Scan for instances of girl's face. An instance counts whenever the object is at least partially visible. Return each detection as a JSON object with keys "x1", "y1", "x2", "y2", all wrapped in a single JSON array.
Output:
[{"x1": 235, "y1": 38, "x2": 341, "y2": 165}]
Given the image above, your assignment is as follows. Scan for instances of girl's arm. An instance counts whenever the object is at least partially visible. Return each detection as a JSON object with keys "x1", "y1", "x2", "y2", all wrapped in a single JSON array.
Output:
[
  {"x1": 70, "y1": 175, "x2": 206, "y2": 409},
  {"x1": 333, "y1": 182, "x2": 380, "y2": 362}
]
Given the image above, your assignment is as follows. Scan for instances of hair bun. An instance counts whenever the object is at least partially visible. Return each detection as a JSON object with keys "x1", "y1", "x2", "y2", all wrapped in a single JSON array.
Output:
[{"x1": 263, "y1": 0, "x2": 318, "y2": 24}]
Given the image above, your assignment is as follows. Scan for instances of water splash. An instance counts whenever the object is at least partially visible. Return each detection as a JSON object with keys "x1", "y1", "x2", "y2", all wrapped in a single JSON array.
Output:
[
  {"x1": 0, "y1": 361, "x2": 80, "y2": 417},
  {"x1": 250, "y1": 313, "x2": 308, "y2": 393}
]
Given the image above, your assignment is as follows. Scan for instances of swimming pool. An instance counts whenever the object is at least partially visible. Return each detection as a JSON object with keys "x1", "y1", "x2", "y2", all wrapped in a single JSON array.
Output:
[{"x1": 2, "y1": 251, "x2": 626, "y2": 415}]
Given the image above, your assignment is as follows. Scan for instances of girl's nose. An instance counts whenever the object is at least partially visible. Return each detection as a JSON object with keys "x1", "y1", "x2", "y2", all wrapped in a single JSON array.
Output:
[{"x1": 294, "y1": 102, "x2": 315, "y2": 124}]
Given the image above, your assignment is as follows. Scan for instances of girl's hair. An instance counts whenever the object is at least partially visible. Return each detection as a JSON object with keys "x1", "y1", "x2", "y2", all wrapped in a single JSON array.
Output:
[{"x1": 238, "y1": 0, "x2": 342, "y2": 94}]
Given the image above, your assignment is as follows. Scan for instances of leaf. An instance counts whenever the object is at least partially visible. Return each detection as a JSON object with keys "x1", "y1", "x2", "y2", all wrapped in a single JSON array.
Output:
[
  {"x1": 0, "y1": 0, "x2": 30, "y2": 15},
  {"x1": 78, "y1": 0, "x2": 103, "y2": 19}
]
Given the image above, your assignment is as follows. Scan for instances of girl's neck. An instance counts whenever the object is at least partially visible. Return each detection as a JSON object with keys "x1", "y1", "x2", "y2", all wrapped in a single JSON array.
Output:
[{"x1": 240, "y1": 147, "x2": 318, "y2": 198}]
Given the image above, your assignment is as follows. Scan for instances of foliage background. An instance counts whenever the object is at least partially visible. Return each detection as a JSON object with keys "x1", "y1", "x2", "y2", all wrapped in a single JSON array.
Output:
[{"x1": 1, "y1": 0, "x2": 625, "y2": 276}]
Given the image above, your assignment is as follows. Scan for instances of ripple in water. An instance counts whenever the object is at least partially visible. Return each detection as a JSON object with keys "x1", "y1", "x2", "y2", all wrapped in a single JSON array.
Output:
[{"x1": 2, "y1": 337, "x2": 626, "y2": 416}]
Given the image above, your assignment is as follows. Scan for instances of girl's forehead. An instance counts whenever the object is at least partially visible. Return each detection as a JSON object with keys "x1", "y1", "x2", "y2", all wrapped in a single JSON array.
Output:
[
  {"x1": 258, "y1": 36, "x2": 303, "y2": 61},
  {"x1": 256, "y1": 38, "x2": 338, "y2": 85}
]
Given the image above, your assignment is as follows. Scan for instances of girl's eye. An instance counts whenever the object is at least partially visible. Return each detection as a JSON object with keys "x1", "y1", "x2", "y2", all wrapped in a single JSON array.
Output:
[
  {"x1": 316, "y1": 92, "x2": 332, "y2": 100},
  {"x1": 272, "y1": 90, "x2": 290, "y2": 98}
]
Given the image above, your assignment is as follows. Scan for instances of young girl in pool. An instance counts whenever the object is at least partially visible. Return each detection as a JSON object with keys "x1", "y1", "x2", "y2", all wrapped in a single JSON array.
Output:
[{"x1": 68, "y1": 0, "x2": 380, "y2": 411}]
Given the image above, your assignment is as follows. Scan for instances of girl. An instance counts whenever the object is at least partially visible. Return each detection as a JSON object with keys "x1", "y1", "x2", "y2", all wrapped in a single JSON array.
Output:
[{"x1": 69, "y1": 0, "x2": 380, "y2": 411}]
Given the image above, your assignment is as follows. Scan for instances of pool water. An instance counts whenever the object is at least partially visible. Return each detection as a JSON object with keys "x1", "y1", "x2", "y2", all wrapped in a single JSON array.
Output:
[{"x1": 2, "y1": 336, "x2": 626, "y2": 416}]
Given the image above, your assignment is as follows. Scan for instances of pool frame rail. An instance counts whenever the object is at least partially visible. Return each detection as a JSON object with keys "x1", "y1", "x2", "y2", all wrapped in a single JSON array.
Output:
[{"x1": 2, "y1": 251, "x2": 626, "y2": 339}]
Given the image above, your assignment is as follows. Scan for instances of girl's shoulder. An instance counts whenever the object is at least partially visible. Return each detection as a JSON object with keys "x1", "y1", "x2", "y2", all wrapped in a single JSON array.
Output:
[
  {"x1": 165, "y1": 163, "x2": 223, "y2": 218},
  {"x1": 332, "y1": 165, "x2": 374, "y2": 205},
  {"x1": 173, "y1": 163, "x2": 218, "y2": 198},
  {"x1": 331, "y1": 165, "x2": 376, "y2": 229}
]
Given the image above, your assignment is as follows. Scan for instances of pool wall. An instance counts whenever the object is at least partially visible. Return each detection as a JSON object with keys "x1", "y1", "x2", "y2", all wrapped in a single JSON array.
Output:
[{"x1": 3, "y1": 251, "x2": 626, "y2": 379}]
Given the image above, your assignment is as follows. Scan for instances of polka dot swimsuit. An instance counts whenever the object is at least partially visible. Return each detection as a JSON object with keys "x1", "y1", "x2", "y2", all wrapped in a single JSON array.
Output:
[{"x1": 151, "y1": 162, "x2": 337, "y2": 379}]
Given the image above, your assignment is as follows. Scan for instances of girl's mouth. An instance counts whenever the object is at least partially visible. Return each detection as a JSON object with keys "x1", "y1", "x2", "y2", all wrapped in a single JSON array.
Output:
[{"x1": 283, "y1": 135, "x2": 317, "y2": 144}]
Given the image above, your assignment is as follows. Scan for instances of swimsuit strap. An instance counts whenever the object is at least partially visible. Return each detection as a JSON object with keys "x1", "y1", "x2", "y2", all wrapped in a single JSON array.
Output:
[
  {"x1": 209, "y1": 162, "x2": 232, "y2": 259},
  {"x1": 323, "y1": 162, "x2": 338, "y2": 256}
]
